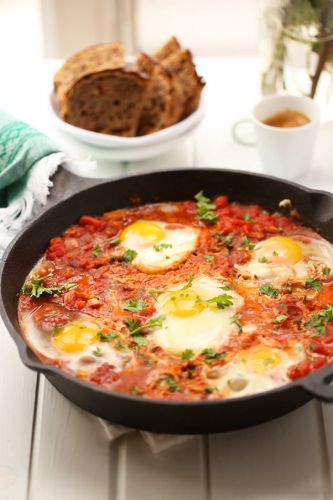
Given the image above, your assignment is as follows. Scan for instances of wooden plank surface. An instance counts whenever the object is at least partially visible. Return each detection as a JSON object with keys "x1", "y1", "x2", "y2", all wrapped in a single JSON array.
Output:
[
  {"x1": 28, "y1": 377, "x2": 111, "y2": 500},
  {"x1": 209, "y1": 401, "x2": 328, "y2": 500},
  {"x1": 0, "y1": 317, "x2": 37, "y2": 499}
]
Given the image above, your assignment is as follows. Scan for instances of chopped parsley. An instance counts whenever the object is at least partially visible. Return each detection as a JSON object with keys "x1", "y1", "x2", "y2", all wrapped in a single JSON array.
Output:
[
  {"x1": 97, "y1": 331, "x2": 117, "y2": 342},
  {"x1": 180, "y1": 274, "x2": 195, "y2": 291},
  {"x1": 202, "y1": 348, "x2": 227, "y2": 364},
  {"x1": 132, "y1": 335, "x2": 148, "y2": 346},
  {"x1": 92, "y1": 347, "x2": 102, "y2": 357},
  {"x1": 125, "y1": 315, "x2": 165, "y2": 336},
  {"x1": 204, "y1": 386, "x2": 216, "y2": 394},
  {"x1": 204, "y1": 255, "x2": 215, "y2": 262},
  {"x1": 206, "y1": 294, "x2": 233, "y2": 309},
  {"x1": 153, "y1": 243, "x2": 173, "y2": 252},
  {"x1": 242, "y1": 236, "x2": 256, "y2": 251},
  {"x1": 305, "y1": 278, "x2": 321, "y2": 291},
  {"x1": 181, "y1": 349, "x2": 195, "y2": 361},
  {"x1": 53, "y1": 324, "x2": 63, "y2": 336},
  {"x1": 164, "y1": 376, "x2": 180, "y2": 392},
  {"x1": 129, "y1": 385, "x2": 142, "y2": 396},
  {"x1": 109, "y1": 237, "x2": 121, "y2": 246},
  {"x1": 231, "y1": 313, "x2": 242, "y2": 332},
  {"x1": 91, "y1": 245, "x2": 101, "y2": 257},
  {"x1": 306, "y1": 305, "x2": 333, "y2": 335},
  {"x1": 194, "y1": 191, "x2": 218, "y2": 224},
  {"x1": 114, "y1": 341, "x2": 129, "y2": 351},
  {"x1": 323, "y1": 267, "x2": 331, "y2": 276},
  {"x1": 274, "y1": 314, "x2": 288, "y2": 324},
  {"x1": 260, "y1": 283, "x2": 279, "y2": 298},
  {"x1": 22, "y1": 274, "x2": 76, "y2": 298},
  {"x1": 258, "y1": 256, "x2": 271, "y2": 263},
  {"x1": 243, "y1": 213, "x2": 254, "y2": 223},
  {"x1": 122, "y1": 298, "x2": 147, "y2": 313},
  {"x1": 122, "y1": 248, "x2": 137, "y2": 262},
  {"x1": 215, "y1": 233, "x2": 234, "y2": 248}
]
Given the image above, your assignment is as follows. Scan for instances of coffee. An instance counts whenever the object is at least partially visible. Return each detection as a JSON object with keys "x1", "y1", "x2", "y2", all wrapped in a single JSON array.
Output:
[{"x1": 263, "y1": 109, "x2": 310, "y2": 128}]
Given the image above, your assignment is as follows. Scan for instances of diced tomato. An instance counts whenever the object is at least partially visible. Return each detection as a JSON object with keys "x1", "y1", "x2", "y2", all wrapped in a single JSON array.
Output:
[
  {"x1": 288, "y1": 357, "x2": 328, "y2": 380},
  {"x1": 79, "y1": 215, "x2": 103, "y2": 228},
  {"x1": 215, "y1": 195, "x2": 228, "y2": 209},
  {"x1": 47, "y1": 237, "x2": 66, "y2": 259}
]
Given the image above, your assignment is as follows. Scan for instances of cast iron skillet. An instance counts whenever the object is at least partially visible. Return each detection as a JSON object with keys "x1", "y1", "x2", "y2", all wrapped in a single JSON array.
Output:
[{"x1": 1, "y1": 168, "x2": 333, "y2": 434}]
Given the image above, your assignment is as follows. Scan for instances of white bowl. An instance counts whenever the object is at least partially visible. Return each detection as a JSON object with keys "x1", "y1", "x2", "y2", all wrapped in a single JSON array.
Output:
[{"x1": 49, "y1": 90, "x2": 204, "y2": 160}]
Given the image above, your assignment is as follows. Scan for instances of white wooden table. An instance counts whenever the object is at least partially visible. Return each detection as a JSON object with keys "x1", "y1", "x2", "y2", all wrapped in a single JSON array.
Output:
[{"x1": 1, "y1": 57, "x2": 333, "y2": 500}]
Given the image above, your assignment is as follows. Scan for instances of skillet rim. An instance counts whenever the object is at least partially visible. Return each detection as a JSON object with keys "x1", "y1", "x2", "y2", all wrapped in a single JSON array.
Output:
[{"x1": 1, "y1": 166, "x2": 333, "y2": 407}]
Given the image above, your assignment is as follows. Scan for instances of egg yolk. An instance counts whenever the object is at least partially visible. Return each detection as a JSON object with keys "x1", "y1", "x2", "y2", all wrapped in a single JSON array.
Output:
[
  {"x1": 237, "y1": 346, "x2": 281, "y2": 374},
  {"x1": 256, "y1": 236, "x2": 302, "y2": 265},
  {"x1": 120, "y1": 220, "x2": 166, "y2": 245},
  {"x1": 164, "y1": 290, "x2": 205, "y2": 317},
  {"x1": 53, "y1": 322, "x2": 98, "y2": 354}
]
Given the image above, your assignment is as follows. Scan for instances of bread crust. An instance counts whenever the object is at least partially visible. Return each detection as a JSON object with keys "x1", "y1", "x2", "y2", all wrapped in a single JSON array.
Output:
[
  {"x1": 61, "y1": 68, "x2": 149, "y2": 136},
  {"x1": 54, "y1": 43, "x2": 125, "y2": 101}
]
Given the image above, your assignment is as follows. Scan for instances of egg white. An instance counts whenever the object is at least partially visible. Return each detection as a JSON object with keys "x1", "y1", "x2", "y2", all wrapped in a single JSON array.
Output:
[
  {"x1": 120, "y1": 220, "x2": 199, "y2": 272},
  {"x1": 22, "y1": 314, "x2": 131, "y2": 374},
  {"x1": 211, "y1": 344, "x2": 305, "y2": 399},
  {"x1": 237, "y1": 234, "x2": 333, "y2": 284},
  {"x1": 150, "y1": 276, "x2": 244, "y2": 356}
]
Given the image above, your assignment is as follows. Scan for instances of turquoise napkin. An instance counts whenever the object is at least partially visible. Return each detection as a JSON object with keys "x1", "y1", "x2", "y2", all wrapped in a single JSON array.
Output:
[{"x1": 0, "y1": 110, "x2": 94, "y2": 253}]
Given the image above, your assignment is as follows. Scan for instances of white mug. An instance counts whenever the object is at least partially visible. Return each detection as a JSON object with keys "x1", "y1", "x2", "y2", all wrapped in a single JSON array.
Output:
[{"x1": 232, "y1": 94, "x2": 320, "y2": 180}]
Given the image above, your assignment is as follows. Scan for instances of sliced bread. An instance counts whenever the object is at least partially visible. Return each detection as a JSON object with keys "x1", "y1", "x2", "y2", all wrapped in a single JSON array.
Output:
[
  {"x1": 54, "y1": 43, "x2": 125, "y2": 102},
  {"x1": 61, "y1": 68, "x2": 149, "y2": 136},
  {"x1": 155, "y1": 39, "x2": 204, "y2": 120},
  {"x1": 136, "y1": 53, "x2": 175, "y2": 135}
]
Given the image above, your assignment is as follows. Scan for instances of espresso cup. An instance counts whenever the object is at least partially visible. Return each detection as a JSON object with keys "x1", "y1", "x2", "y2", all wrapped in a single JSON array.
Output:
[{"x1": 232, "y1": 94, "x2": 320, "y2": 180}]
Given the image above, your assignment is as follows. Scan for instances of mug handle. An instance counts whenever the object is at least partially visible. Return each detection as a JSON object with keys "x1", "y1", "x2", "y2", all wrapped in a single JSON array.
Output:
[{"x1": 232, "y1": 119, "x2": 256, "y2": 147}]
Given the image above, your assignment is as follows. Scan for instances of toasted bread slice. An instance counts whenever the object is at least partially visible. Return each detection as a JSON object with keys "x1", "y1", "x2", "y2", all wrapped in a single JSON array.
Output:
[
  {"x1": 158, "y1": 48, "x2": 205, "y2": 119},
  {"x1": 136, "y1": 53, "x2": 176, "y2": 135},
  {"x1": 154, "y1": 36, "x2": 181, "y2": 62},
  {"x1": 61, "y1": 68, "x2": 149, "y2": 136},
  {"x1": 54, "y1": 43, "x2": 125, "y2": 101}
]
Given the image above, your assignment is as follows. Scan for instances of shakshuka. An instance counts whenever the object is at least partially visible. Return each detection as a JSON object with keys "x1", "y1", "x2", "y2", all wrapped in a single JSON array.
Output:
[{"x1": 18, "y1": 192, "x2": 333, "y2": 400}]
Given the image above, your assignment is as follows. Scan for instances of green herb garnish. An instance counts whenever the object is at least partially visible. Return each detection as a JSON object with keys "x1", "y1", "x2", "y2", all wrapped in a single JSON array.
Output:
[
  {"x1": 243, "y1": 213, "x2": 254, "y2": 222},
  {"x1": 305, "y1": 278, "x2": 321, "y2": 291},
  {"x1": 180, "y1": 274, "x2": 195, "y2": 291},
  {"x1": 231, "y1": 313, "x2": 242, "y2": 332},
  {"x1": 132, "y1": 335, "x2": 148, "y2": 346},
  {"x1": 202, "y1": 348, "x2": 227, "y2": 364},
  {"x1": 182, "y1": 349, "x2": 195, "y2": 361},
  {"x1": 164, "y1": 376, "x2": 180, "y2": 392},
  {"x1": 242, "y1": 236, "x2": 256, "y2": 251},
  {"x1": 129, "y1": 385, "x2": 142, "y2": 396},
  {"x1": 323, "y1": 267, "x2": 331, "y2": 276},
  {"x1": 97, "y1": 331, "x2": 117, "y2": 342},
  {"x1": 306, "y1": 305, "x2": 333, "y2": 335},
  {"x1": 205, "y1": 294, "x2": 233, "y2": 309},
  {"x1": 125, "y1": 315, "x2": 165, "y2": 336},
  {"x1": 53, "y1": 324, "x2": 63, "y2": 336},
  {"x1": 274, "y1": 314, "x2": 288, "y2": 324},
  {"x1": 194, "y1": 191, "x2": 218, "y2": 224},
  {"x1": 114, "y1": 341, "x2": 129, "y2": 351},
  {"x1": 109, "y1": 237, "x2": 121, "y2": 246},
  {"x1": 92, "y1": 347, "x2": 102, "y2": 357},
  {"x1": 122, "y1": 298, "x2": 147, "y2": 313},
  {"x1": 122, "y1": 249, "x2": 137, "y2": 263},
  {"x1": 91, "y1": 245, "x2": 101, "y2": 257},
  {"x1": 260, "y1": 283, "x2": 279, "y2": 298},
  {"x1": 204, "y1": 255, "x2": 215, "y2": 262},
  {"x1": 215, "y1": 233, "x2": 234, "y2": 248},
  {"x1": 22, "y1": 274, "x2": 76, "y2": 298},
  {"x1": 258, "y1": 256, "x2": 271, "y2": 263},
  {"x1": 153, "y1": 243, "x2": 173, "y2": 252}
]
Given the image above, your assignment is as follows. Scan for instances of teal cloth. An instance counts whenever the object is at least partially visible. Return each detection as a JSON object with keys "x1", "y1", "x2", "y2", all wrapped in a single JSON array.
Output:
[{"x1": 0, "y1": 110, "x2": 60, "y2": 208}]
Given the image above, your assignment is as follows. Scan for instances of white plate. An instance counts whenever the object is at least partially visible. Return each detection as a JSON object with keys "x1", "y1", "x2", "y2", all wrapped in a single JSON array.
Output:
[{"x1": 49, "y1": 90, "x2": 204, "y2": 158}]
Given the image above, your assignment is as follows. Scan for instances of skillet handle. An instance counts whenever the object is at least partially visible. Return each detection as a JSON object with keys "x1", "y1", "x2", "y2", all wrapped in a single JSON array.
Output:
[{"x1": 299, "y1": 365, "x2": 333, "y2": 402}]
